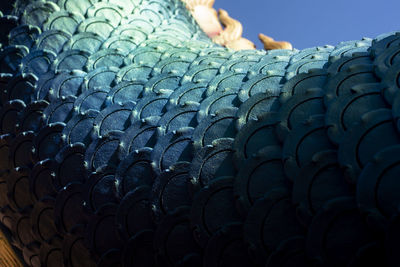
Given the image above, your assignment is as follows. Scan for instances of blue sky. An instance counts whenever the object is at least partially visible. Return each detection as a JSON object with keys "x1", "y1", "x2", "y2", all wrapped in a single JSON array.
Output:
[{"x1": 213, "y1": 0, "x2": 400, "y2": 50}]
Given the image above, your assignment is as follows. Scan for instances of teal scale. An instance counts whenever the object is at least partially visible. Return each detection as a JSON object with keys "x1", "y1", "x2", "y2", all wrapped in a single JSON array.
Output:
[{"x1": 0, "y1": 0, "x2": 399, "y2": 266}]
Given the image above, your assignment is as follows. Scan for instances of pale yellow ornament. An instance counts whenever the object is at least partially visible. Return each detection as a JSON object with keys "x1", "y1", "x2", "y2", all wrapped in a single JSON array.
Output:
[{"x1": 181, "y1": 0, "x2": 293, "y2": 51}]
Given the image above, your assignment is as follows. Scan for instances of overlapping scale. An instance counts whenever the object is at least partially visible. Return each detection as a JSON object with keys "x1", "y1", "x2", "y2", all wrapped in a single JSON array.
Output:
[{"x1": 0, "y1": 1, "x2": 399, "y2": 266}]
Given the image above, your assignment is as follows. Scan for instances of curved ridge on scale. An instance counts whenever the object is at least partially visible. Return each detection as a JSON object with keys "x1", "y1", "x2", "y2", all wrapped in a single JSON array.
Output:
[{"x1": 0, "y1": 0, "x2": 399, "y2": 266}]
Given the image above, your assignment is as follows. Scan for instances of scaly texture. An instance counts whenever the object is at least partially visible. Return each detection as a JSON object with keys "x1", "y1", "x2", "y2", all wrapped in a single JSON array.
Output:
[{"x1": 0, "y1": 0, "x2": 399, "y2": 266}]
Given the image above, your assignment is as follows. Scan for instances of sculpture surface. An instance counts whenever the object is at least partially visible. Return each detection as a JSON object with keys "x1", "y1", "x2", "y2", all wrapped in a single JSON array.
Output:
[
  {"x1": 181, "y1": 0, "x2": 292, "y2": 50},
  {"x1": 0, "y1": 0, "x2": 399, "y2": 266}
]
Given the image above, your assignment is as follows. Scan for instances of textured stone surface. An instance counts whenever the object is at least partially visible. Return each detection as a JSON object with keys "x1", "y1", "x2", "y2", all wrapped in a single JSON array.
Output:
[{"x1": 0, "y1": 0, "x2": 399, "y2": 266}]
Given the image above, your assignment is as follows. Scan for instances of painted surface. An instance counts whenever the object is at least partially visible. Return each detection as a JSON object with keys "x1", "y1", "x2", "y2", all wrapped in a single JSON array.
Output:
[{"x1": 0, "y1": 230, "x2": 23, "y2": 267}]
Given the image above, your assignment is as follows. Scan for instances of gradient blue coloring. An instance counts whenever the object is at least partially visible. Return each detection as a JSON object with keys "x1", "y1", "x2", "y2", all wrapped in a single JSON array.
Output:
[{"x1": 213, "y1": 0, "x2": 400, "y2": 49}]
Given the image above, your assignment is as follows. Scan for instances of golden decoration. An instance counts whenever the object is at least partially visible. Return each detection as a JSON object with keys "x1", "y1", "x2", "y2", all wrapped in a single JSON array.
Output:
[
  {"x1": 259, "y1": 33, "x2": 293, "y2": 50},
  {"x1": 212, "y1": 9, "x2": 256, "y2": 50},
  {"x1": 0, "y1": 229, "x2": 23, "y2": 267},
  {"x1": 181, "y1": 0, "x2": 215, "y2": 9},
  {"x1": 181, "y1": 0, "x2": 293, "y2": 51},
  {"x1": 181, "y1": 0, "x2": 223, "y2": 38}
]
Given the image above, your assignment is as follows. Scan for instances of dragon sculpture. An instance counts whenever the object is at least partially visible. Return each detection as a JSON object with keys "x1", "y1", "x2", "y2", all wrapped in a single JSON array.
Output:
[
  {"x1": 181, "y1": 0, "x2": 292, "y2": 50},
  {"x1": 0, "y1": 0, "x2": 399, "y2": 266}
]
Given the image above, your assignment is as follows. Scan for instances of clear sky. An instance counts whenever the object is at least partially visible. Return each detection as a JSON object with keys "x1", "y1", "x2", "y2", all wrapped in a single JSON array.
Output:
[{"x1": 213, "y1": 0, "x2": 400, "y2": 50}]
